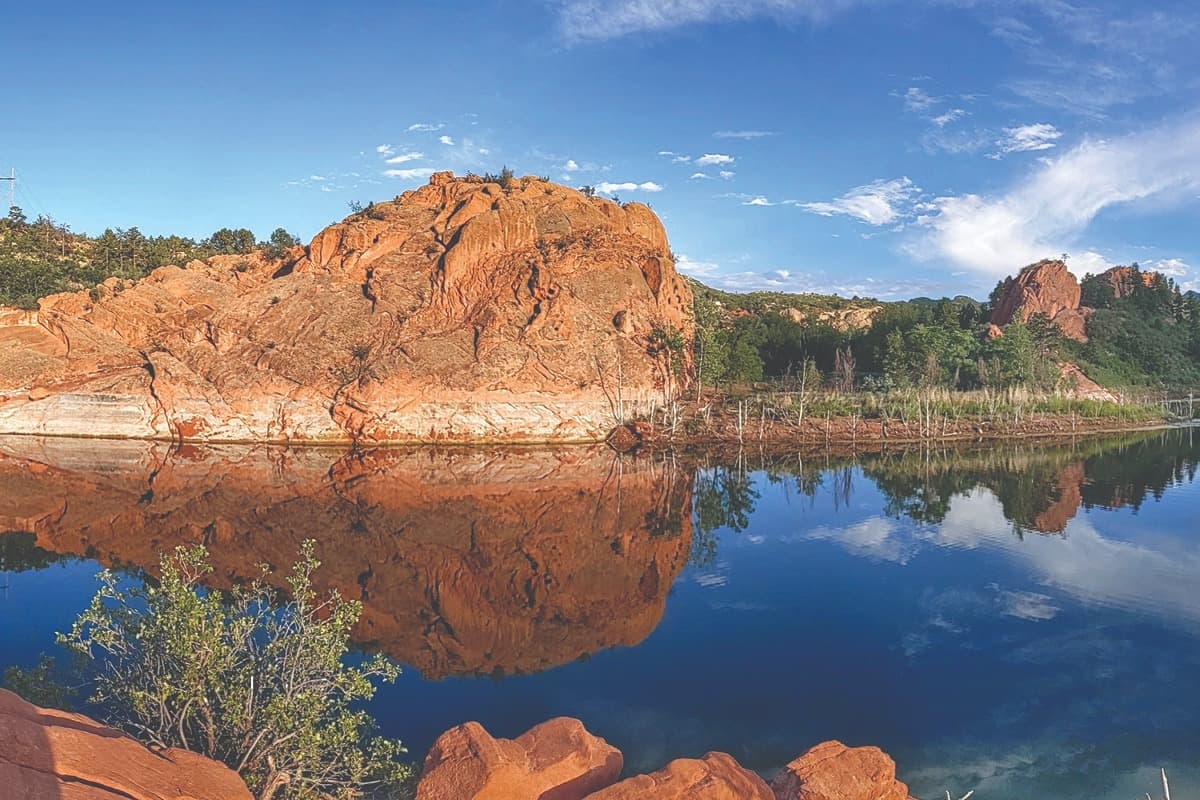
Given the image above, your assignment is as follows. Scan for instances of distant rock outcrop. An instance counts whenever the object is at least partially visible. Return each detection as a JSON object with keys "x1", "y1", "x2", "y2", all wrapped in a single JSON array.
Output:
[
  {"x1": 770, "y1": 740, "x2": 914, "y2": 800},
  {"x1": 1097, "y1": 265, "x2": 1157, "y2": 299},
  {"x1": 989, "y1": 259, "x2": 1090, "y2": 342},
  {"x1": 0, "y1": 688, "x2": 253, "y2": 800},
  {"x1": 0, "y1": 173, "x2": 693, "y2": 443}
]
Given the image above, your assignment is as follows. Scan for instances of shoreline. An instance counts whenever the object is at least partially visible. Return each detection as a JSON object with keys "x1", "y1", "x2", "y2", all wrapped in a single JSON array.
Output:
[{"x1": 0, "y1": 414, "x2": 1190, "y2": 453}]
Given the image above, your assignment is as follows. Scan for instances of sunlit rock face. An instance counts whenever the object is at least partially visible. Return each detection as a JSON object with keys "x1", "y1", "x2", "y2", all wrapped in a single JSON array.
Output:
[
  {"x1": 0, "y1": 438, "x2": 693, "y2": 677},
  {"x1": 0, "y1": 172, "x2": 693, "y2": 443}
]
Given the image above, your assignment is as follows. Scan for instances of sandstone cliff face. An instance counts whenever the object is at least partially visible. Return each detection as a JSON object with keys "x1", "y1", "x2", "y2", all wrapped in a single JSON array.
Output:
[
  {"x1": 989, "y1": 259, "x2": 1090, "y2": 342},
  {"x1": 0, "y1": 173, "x2": 693, "y2": 443},
  {"x1": 0, "y1": 689, "x2": 253, "y2": 800},
  {"x1": 0, "y1": 438, "x2": 692, "y2": 677}
]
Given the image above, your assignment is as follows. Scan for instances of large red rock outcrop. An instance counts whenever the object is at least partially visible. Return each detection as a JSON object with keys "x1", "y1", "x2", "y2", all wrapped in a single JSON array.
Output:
[
  {"x1": 0, "y1": 688, "x2": 253, "y2": 800},
  {"x1": 770, "y1": 740, "x2": 913, "y2": 800},
  {"x1": 989, "y1": 259, "x2": 1089, "y2": 342},
  {"x1": 584, "y1": 752, "x2": 773, "y2": 799},
  {"x1": 0, "y1": 437, "x2": 693, "y2": 678},
  {"x1": 416, "y1": 718, "x2": 622, "y2": 800},
  {"x1": 0, "y1": 173, "x2": 693, "y2": 443}
]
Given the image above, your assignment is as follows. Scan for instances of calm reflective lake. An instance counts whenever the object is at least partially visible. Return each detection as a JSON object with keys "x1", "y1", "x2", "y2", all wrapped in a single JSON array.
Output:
[{"x1": 2, "y1": 430, "x2": 1198, "y2": 798}]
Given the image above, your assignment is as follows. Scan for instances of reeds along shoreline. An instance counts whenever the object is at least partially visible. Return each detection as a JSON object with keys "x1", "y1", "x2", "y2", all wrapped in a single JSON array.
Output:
[{"x1": 637, "y1": 386, "x2": 1179, "y2": 445}]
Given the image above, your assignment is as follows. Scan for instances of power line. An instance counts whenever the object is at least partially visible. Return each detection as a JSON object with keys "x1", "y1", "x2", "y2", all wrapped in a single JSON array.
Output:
[{"x1": 0, "y1": 167, "x2": 13, "y2": 212}]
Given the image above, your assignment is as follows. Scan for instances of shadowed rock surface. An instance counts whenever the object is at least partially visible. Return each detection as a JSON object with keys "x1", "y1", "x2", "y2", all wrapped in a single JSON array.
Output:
[
  {"x1": 0, "y1": 172, "x2": 693, "y2": 443},
  {"x1": 0, "y1": 437, "x2": 693, "y2": 677},
  {"x1": 0, "y1": 688, "x2": 253, "y2": 800}
]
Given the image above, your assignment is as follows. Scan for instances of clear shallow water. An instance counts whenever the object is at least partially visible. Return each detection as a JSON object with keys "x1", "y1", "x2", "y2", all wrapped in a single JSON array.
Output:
[{"x1": 1, "y1": 430, "x2": 1199, "y2": 798}]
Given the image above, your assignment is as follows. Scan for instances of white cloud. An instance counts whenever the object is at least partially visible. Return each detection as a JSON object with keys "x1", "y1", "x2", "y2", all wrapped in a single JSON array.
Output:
[
  {"x1": 689, "y1": 172, "x2": 710, "y2": 180},
  {"x1": 375, "y1": 144, "x2": 394, "y2": 155},
  {"x1": 932, "y1": 108, "x2": 966, "y2": 127},
  {"x1": 1148, "y1": 258, "x2": 1191, "y2": 278},
  {"x1": 595, "y1": 180, "x2": 664, "y2": 194},
  {"x1": 696, "y1": 153, "x2": 735, "y2": 166},
  {"x1": 384, "y1": 151, "x2": 424, "y2": 164},
  {"x1": 744, "y1": 196, "x2": 773, "y2": 206},
  {"x1": 714, "y1": 130, "x2": 779, "y2": 139},
  {"x1": 993, "y1": 123, "x2": 1063, "y2": 156},
  {"x1": 901, "y1": 86, "x2": 939, "y2": 112},
  {"x1": 408, "y1": 123, "x2": 444, "y2": 132},
  {"x1": 674, "y1": 253, "x2": 722, "y2": 278},
  {"x1": 564, "y1": 159, "x2": 580, "y2": 171},
  {"x1": 719, "y1": 170, "x2": 736, "y2": 180},
  {"x1": 913, "y1": 117, "x2": 1200, "y2": 276},
  {"x1": 557, "y1": 0, "x2": 858, "y2": 41},
  {"x1": 439, "y1": 135, "x2": 455, "y2": 146},
  {"x1": 797, "y1": 177, "x2": 920, "y2": 226},
  {"x1": 309, "y1": 175, "x2": 327, "y2": 181},
  {"x1": 657, "y1": 150, "x2": 691, "y2": 163},
  {"x1": 383, "y1": 167, "x2": 437, "y2": 180}
]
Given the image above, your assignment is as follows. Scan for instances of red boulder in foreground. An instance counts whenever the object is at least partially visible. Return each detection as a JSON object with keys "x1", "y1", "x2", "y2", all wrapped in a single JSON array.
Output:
[
  {"x1": 0, "y1": 688, "x2": 253, "y2": 800},
  {"x1": 770, "y1": 740, "x2": 915, "y2": 800},
  {"x1": 585, "y1": 751, "x2": 774, "y2": 799},
  {"x1": 416, "y1": 717, "x2": 623, "y2": 800}
]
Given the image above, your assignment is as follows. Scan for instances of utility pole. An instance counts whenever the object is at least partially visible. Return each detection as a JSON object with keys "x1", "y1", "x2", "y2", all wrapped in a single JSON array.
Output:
[{"x1": 0, "y1": 168, "x2": 13, "y2": 212}]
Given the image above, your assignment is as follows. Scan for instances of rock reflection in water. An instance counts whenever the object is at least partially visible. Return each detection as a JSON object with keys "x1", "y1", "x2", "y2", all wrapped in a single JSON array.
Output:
[{"x1": 0, "y1": 438, "x2": 693, "y2": 678}]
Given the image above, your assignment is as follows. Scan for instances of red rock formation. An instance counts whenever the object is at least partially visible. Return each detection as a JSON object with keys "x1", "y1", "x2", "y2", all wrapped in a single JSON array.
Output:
[
  {"x1": 413, "y1": 719, "x2": 917, "y2": 800},
  {"x1": 1029, "y1": 461, "x2": 1085, "y2": 534},
  {"x1": 1058, "y1": 362, "x2": 1118, "y2": 402},
  {"x1": 0, "y1": 438, "x2": 692, "y2": 678},
  {"x1": 585, "y1": 752, "x2": 773, "y2": 799},
  {"x1": 989, "y1": 259, "x2": 1089, "y2": 342},
  {"x1": 416, "y1": 718, "x2": 622, "y2": 800},
  {"x1": 0, "y1": 173, "x2": 693, "y2": 443},
  {"x1": 1098, "y1": 265, "x2": 1158, "y2": 299},
  {"x1": 0, "y1": 688, "x2": 253, "y2": 800},
  {"x1": 770, "y1": 740, "x2": 913, "y2": 800}
]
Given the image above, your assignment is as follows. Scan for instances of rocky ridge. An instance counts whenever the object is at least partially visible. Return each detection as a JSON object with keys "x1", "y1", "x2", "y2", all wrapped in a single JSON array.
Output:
[{"x1": 0, "y1": 173, "x2": 693, "y2": 443}]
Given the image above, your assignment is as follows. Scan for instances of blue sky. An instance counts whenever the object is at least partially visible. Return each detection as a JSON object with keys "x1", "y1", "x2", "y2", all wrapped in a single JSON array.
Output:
[{"x1": 5, "y1": 0, "x2": 1200, "y2": 299}]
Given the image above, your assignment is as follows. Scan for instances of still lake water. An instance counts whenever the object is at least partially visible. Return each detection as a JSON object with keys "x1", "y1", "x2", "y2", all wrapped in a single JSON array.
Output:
[{"x1": 2, "y1": 430, "x2": 1199, "y2": 798}]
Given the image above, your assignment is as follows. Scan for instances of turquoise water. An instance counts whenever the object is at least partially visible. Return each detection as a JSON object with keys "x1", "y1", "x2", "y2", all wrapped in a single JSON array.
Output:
[{"x1": 1, "y1": 430, "x2": 1198, "y2": 798}]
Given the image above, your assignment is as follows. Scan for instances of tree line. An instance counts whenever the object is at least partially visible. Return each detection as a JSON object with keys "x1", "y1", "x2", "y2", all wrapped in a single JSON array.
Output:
[{"x1": 0, "y1": 206, "x2": 299, "y2": 309}]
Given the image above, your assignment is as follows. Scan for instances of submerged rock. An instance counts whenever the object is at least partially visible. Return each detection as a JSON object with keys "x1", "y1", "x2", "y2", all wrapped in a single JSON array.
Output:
[
  {"x1": 0, "y1": 173, "x2": 693, "y2": 443},
  {"x1": 0, "y1": 688, "x2": 253, "y2": 800}
]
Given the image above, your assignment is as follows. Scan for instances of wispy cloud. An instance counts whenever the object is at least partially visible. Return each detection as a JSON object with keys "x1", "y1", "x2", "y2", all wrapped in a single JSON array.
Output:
[
  {"x1": 596, "y1": 180, "x2": 664, "y2": 194},
  {"x1": 384, "y1": 167, "x2": 438, "y2": 180},
  {"x1": 900, "y1": 86, "x2": 939, "y2": 112},
  {"x1": 797, "y1": 177, "x2": 920, "y2": 226},
  {"x1": 912, "y1": 116, "x2": 1200, "y2": 276},
  {"x1": 658, "y1": 150, "x2": 692, "y2": 163},
  {"x1": 557, "y1": 0, "x2": 860, "y2": 42},
  {"x1": 689, "y1": 172, "x2": 710, "y2": 180},
  {"x1": 714, "y1": 129, "x2": 779, "y2": 139},
  {"x1": 375, "y1": 144, "x2": 394, "y2": 156},
  {"x1": 384, "y1": 151, "x2": 424, "y2": 164},
  {"x1": 439, "y1": 135, "x2": 455, "y2": 146},
  {"x1": 408, "y1": 123, "x2": 444, "y2": 132},
  {"x1": 932, "y1": 108, "x2": 966, "y2": 128},
  {"x1": 695, "y1": 153, "x2": 735, "y2": 166},
  {"x1": 744, "y1": 195, "x2": 773, "y2": 206},
  {"x1": 991, "y1": 123, "x2": 1062, "y2": 157}
]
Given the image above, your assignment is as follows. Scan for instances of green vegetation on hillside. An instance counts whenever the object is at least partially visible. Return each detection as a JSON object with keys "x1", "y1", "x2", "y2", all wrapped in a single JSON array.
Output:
[
  {"x1": 693, "y1": 265, "x2": 1200, "y2": 393},
  {"x1": 0, "y1": 206, "x2": 297, "y2": 309}
]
